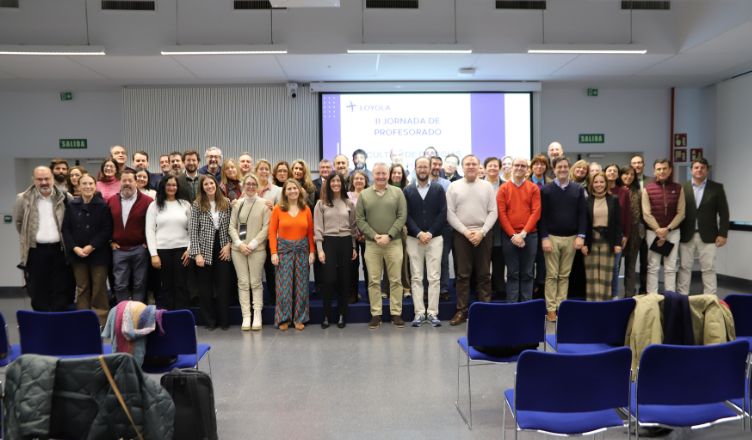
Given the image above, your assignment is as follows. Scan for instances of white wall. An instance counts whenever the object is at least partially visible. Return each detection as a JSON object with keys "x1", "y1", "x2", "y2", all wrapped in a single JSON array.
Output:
[
  {"x1": 540, "y1": 85, "x2": 672, "y2": 166},
  {"x1": 0, "y1": 89, "x2": 122, "y2": 286},
  {"x1": 715, "y1": 73, "x2": 752, "y2": 280}
]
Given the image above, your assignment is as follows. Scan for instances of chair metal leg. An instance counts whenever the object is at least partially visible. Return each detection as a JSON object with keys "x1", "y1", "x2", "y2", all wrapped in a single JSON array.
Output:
[
  {"x1": 502, "y1": 399, "x2": 507, "y2": 440},
  {"x1": 454, "y1": 346, "x2": 473, "y2": 429}
]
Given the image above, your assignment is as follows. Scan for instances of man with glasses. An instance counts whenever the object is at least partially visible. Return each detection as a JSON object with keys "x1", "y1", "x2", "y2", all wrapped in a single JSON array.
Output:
[{"x1": 199, "y1": 146, "x2": 223, "y2": 182}]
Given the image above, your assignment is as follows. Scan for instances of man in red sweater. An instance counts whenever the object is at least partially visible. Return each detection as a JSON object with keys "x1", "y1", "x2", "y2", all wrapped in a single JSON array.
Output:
[
  {"x1": 108, "y1": 169, "x2": 153, "y2": 302},
  {"x1": 497, "y1": 158, "x2": 542, "y2": 302}
]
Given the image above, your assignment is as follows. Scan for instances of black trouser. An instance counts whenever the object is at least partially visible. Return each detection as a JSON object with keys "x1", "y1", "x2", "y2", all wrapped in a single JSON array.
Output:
[
  {"x1": 322, "y1": 236, "x2": 353, "y2": 319},
  {"x1": 156, "y1": 247, "x2": 189, "y2": 310},
  {"x1": 568, "y1": 251, "x2": 586, "y2": 300},
  {"x1": 264, "y1": 242, "x2": 276, "y2": 305},
  {"x1": 197, "y1": 231, "x2": 232, "y2": 328},
  {"x1": 25, "y1": 243, "x2": 74, "y2": 311},
  {"x1": 638, "y1": 236, "x2": 648, "y2": 294},
  {"x1": 491, "y1": 244, "x2": 506, "y2": 299}
]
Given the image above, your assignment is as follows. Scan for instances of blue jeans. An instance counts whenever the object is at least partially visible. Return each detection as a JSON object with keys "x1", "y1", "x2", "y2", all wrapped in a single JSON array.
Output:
[{"x1": 501, "y1": 232, "x2": 538, "y2": 303}]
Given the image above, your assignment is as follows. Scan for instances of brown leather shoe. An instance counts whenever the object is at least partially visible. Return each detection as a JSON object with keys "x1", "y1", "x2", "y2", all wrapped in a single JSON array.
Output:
[
  {"x1": 449, "y1": 310, "x2": 467, "y2": 326},
  {"x1": 546, "y1": 311, "x2": 557, "y2": 322},
  {"x1": 294, "y1": 322, "x2": 305, "y2": 331},
  {"x1": 279, "y1": 322, "x2": 289, "y2": 331},
  {"x1": 391, "y1": 315, "x2": 405, "y2": 328}
]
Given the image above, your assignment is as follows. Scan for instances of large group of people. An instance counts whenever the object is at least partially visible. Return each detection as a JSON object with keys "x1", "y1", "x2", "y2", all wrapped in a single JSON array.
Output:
[{"x1": 14, "y1": 142, "x2": 730, "y2": 330}]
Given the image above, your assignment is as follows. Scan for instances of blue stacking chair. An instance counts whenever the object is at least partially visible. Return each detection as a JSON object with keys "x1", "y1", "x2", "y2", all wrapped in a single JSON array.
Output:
[
  {"x1": 141, "y1": 309, "x2": 212, "y2": 375},
  {"x1": 546, "y1": 298, "x2": 635, "y2": 354},
  {"x1": 17, "y1": 310, "x2": 112, "y2": 358},
  {"x1": 630, "y1": 340, "x2": 748, "y2": 438},
  {"x1": 456, "y1": 299, "x2": 546, "y2": 429},
  {"x1": 503, "y1": 347, "x2": 632, "y2": 439},
  {"x1": 0, "y1": 312, "x2": 20, "y2": 367}
]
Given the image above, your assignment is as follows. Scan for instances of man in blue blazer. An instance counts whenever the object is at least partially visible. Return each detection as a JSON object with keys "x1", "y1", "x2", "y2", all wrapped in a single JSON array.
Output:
[{"x1": 404, "y1": 157, "x2": 447, "y2": 327}]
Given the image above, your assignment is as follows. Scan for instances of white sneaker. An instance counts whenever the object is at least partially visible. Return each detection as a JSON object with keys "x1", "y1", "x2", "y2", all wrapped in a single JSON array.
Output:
[
  {"x1": 241, "y1": 317, "x2": 251, "y2": 331},
  {"x1": 252, "y1": 310, "x2": 262, "y2": 331},
  {"x1": 411, "y1": 314, "x2": 425, "y2": 327}
]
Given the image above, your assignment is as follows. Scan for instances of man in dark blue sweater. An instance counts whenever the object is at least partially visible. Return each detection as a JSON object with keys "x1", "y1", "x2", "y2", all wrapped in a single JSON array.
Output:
[
  {"x1": 404, "y1": 157, "x2": 447, "y2": 327},
  {"x1": 539, "y1": 156, "x2": 587, "y2": 322}
]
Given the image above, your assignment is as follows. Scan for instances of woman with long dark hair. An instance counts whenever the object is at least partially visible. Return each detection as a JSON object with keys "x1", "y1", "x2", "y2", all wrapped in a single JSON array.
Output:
[
  {"x1": 620, "y1": 166, "x2": 643, "y2": 297},
  {"x1": 528, "y1": 154, "x2": 550, "y2": 298},
  {"x1": 190, "y1": 175, "x2": 233, "y2": 330},
  {"x1": 146, "y1": 175, "x2": 191, "y2": 309},
  {"x1": 605, "y1": 163, "x2": 631, "y2": 297},
  {"x1": 269, "y1": 179, "x2": 315, "y2": 331},
  {"x1": 62, "y1": 173, "x2": 112, "y2": 326},
  {"x1": 314, "y1": 173, "x2": 357, "y2": 328}
]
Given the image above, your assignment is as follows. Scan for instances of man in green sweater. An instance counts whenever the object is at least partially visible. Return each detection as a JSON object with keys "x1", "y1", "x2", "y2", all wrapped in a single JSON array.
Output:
[{"x1": 356, "y1": 162, "x2": 408, "y2": 329}]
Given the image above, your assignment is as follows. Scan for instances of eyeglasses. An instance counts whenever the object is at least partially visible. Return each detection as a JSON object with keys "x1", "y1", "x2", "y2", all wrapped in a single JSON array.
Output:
[{"x1": 245, "y1": 182, "x2": 258, "y2": 187}]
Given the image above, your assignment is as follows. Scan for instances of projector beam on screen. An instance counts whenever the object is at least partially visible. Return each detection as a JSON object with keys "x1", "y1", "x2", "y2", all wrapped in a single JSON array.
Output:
[{"x1": 320, "y1": 92, "x2": 532, "y2": 173}]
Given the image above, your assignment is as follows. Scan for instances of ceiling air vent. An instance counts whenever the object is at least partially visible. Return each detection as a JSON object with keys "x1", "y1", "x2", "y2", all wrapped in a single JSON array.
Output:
[
  {"x1": 102, "y1": 1, "x2": 155, "y2": 11},
  {"x1": 0, "y1": 0, "x2": 19, "y2": 7},
  {"x1": 621, "y1": 1, "x2": 670, "y2": 10},
  {"x1": 234, "y1": 0, "x2": 272, "y2": 9},
  {"x1": 366, "y1": 0, "x2": 418, "y2": 9},
  {"x1": 496, "y1": 1, "x2": 546, "y2": 10}
]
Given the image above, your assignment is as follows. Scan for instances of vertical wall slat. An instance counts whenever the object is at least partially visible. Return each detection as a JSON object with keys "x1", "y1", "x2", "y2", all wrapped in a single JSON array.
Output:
[{"x1": 122, "y1": 85, "x2": 320, "y2": 173}]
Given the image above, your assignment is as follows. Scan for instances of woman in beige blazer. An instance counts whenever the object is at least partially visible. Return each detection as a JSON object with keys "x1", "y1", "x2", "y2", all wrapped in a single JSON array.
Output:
[{"x1": 229, "y1": 173, "x2": 271, "y2": 331}]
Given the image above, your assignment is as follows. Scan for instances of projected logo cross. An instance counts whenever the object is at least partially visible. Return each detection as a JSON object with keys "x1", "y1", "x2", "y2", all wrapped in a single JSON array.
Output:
[{"x1": 346, "y1": 101, "x2": 357, "y2": 112}]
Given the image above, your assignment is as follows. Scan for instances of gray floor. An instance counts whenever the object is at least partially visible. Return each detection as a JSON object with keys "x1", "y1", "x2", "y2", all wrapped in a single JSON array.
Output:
[{"x1": 1, "y1": 280, "x2": 750, "y2": 439}]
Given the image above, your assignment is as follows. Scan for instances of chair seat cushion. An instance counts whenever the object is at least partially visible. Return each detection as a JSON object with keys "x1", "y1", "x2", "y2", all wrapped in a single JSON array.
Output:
[
  {"x1": 504, "y1": 389, "x2": 625, "y2": 434},
  {"x1": 0, "y1": 343, "x2": 21, "y2": 367},
  {"x1": 546, "y1": 334, "x2": 621, "y2": 354},
  {"x1": 457, "y1": 337, "x2": 522, "y2": 363},
  {"x1": 142, "y1": 343, "x2": 211, "y2": 373},
  {"x1": 630, "y1": 383, "x2": 742, "y2": 426}
]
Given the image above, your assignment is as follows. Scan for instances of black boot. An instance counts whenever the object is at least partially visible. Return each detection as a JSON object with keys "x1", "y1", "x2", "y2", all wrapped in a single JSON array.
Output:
[
  {"x1": 337, "y1": 315, "x2": 346, "y2": 329},
  {"x1": 321, "y1": 316, "x2": 330, "y2": 329}
]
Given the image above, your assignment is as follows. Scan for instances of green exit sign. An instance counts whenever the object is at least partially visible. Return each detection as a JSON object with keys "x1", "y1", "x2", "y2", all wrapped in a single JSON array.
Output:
[
  {"x1": 59, "y1": 139, "x2": 87, "y2": 149},
  {"x1": 60, "y1": 91, "x2": 73, "y2": 101},
  {"x1": 587, "y1": 88, "x2": 599, "y2": 97},
  {"x1": 579, "y1": 133, "x2": 605, "y2": 144}
]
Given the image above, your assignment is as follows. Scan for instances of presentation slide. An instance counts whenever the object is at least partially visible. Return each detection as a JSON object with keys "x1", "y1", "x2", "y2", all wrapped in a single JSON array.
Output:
[{"x1": 320, "y1": 92, "x2": 532, "y2": 172}]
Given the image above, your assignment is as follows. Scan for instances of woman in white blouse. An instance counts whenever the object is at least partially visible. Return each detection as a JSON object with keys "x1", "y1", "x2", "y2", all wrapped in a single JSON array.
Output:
[{"x1": 146, "y1": 175, "x2": 191, "y2": 310}]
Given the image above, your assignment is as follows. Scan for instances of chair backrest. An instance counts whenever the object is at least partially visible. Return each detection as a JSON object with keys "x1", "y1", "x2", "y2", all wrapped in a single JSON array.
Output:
[
  {"x1": 17, "y1": 310, "x2": 104, "y2": 356},
  {"x1": 144, "y1": 310, "x2": 198, "y2": 357},
  {"x1": 636, "y1": 340, "x2": 748, "y2": 405},
  {"x1": 556, "y1": 298, "x2": 635, "y2": 346},
  {"x1": 467, "y1": 299, "x2": 546, "y2": 348},
  {"x1": 723, "y1": 294, "x2": 752, "y2": 337},
  {"x1": 515, "y1": 347, "x2": 632, "y2": 412}
]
